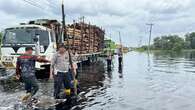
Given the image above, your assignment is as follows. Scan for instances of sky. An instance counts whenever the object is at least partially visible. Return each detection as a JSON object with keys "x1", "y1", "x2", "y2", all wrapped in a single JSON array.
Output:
[{"x1": 0, "y1": 0, "x2": 195, "y2": 47}]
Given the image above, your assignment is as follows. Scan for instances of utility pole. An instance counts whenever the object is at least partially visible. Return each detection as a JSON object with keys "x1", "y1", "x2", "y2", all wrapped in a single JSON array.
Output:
[
  {"x1": 118, "y1": 31, "x2": 123, "y2": 67},
  {"x1": 93, "y1": 26, "x2": 96, "y2": 52},
  {"x1": 107, "y1": 33, "x2": 112, "y2": 71},
  {"x1": 61, "y1": 0, "x2": 67, "y2": 42},
  {"x1": 138, "y1": 36, "x2": 143, "y2": 48},
  {"x1": 119, "y1": 31, "x2": 123, "y2": 54},
  {"x1": 79, "y1": 16, "x2": 85, "y2": 23},
  {"x1": 88, "y1": 22, "x2": 91, "y2": 53},
  {"x1": 146, "y1": 23, "x2": 154, "y2": 51},
  {"x1": 109, "y1": 33, "x2": 112, "y2": 55},
  {"x1": 61, "y1": 0, "x2": 77, "y2": 95},
  {"x1": 73, "y1": 20, "x2": 76, "y2": 47},
  {"x1": 79, "y1": 16, "x2": 85, "y2": 54}
]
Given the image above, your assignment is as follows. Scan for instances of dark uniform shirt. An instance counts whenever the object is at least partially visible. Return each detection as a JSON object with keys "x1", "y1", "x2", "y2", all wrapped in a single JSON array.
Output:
[{"x1": 16, "y1": 55, "x2": 49, "y2": 78}]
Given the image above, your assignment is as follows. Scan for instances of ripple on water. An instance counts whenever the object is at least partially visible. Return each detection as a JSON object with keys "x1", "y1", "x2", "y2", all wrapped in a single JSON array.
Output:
[{"x1": 2, "y1": 52, "x2": 195, "y2": 110}]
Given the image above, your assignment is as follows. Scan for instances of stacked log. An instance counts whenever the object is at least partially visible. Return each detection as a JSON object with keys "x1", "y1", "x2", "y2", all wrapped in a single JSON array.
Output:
[
  {"x1": 65, "y1": 22, "x2": 105, "y2": 54},
  {"x1": 28, "y1": 19, "x2": 105, "y2": 54}
]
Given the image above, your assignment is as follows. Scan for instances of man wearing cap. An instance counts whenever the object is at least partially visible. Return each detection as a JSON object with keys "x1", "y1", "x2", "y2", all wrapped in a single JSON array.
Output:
[
  {"x1": 16, "y1": 47, "x2": 50, "y2": 101},
  {"x1": 50, "y1": 44, "x2": 77, "y2": 99}
]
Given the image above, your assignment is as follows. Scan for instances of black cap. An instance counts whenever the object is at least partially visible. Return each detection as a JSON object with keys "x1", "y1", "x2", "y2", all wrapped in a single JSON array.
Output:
[
  {"x1": 25, "y1": 47, "x2": 34, "y2": 51},
  {"x1": 58, "y1": 44, "x2": 68, "y2": 49}
]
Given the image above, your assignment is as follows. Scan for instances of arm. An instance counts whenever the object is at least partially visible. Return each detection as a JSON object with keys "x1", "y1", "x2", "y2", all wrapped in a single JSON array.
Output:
[
  {"x1": 15, "y1": 58, "x2": 21, "y2": 79},
  {"x1": 50, "y1": 65, "x2": 54, "y2": 79},
  {"x1": 50, "y1": 54, "x2": 57, "y2": 79},
  {"x1": 72, "y1": 53, "x2": 78, "y2": 64},
  {"x1": 68, "y1": 52, "x2": 77, "y2": 77},
  {"x1": 72, "y1": 54, "x2": 78, "y2": 70},
  {"x1": 35, "y1": 56, "x2": 50, "y2": 63}
]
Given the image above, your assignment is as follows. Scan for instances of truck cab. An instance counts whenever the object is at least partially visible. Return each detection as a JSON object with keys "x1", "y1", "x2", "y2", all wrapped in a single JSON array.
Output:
[{"x1": 0, "y1": 24, "x2": 57, "y2": 70}]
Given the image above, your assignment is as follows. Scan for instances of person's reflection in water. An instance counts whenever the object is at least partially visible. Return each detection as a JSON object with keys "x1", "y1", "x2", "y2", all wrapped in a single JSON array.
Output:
[
  {"x1": 107, "y1": 65, "x2": 113, "y2": 80},
  {"x1": 55, "y1": 99, "x2": 80, "y2": 110},
  {"x1": 107, "y1": 54, "x2": 112, "y2": 72},
  {"x1": 147, "y1": 51, "x2": 151, "y2": 72},
  {"x1": 107, "y1": 59, "x2": 112, "y2": 72},
  {"x1": 118, "y1": 63, "x2": 123, "y2": 78}
]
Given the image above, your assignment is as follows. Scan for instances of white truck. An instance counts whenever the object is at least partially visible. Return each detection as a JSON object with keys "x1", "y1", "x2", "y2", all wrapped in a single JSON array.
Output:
[
  {"x1": 0, "y1": 19, "x2": 104, "y2": 79},
  {"x1": 0, "y1": 19, "x2": 60, "y2": 78}
]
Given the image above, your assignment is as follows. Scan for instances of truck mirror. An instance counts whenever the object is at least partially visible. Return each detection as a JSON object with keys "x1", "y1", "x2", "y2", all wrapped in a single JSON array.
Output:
[
  {"x1": 33, "y1": 37, "x2": 38, "y2": 42},
  {"x1": 33, "y1": 34, "x2": 40, "y2": 42}
]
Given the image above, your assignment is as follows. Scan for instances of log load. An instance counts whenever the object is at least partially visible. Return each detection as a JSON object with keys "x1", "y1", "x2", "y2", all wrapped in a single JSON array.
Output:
[
  {"x1": 28, "y1": 19, "x2": 105, "y2": 54},
  {"x1": 65, "y1": 23, "x2": 105, "y2": 54}
]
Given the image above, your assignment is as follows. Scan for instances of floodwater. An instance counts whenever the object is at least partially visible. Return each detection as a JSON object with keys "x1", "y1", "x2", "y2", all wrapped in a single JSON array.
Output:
[{"x1": 1, "y1": 51, "x2": 195, "y2": 110}]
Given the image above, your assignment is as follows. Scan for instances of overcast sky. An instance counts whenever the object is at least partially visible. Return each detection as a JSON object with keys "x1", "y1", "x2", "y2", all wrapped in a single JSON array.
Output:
[{"x1": 0, "y1": 0, "x2": 195, "y2": 46}]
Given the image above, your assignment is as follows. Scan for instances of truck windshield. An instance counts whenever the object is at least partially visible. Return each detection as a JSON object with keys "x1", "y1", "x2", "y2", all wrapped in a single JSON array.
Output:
[{"x1": 3, "y1": 28, "x2": 49, "y2": 46}]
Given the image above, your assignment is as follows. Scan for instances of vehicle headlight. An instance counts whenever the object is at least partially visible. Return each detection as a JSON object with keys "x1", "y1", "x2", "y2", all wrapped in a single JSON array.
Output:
[{"x1": 2, "y1": 56, "x2": 14, "y2": 62}]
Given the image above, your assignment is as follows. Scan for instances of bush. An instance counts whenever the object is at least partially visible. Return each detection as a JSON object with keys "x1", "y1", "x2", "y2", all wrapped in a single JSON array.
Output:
[{"x1": 153, "y1": 35, "x2": 184, "y2": 51}]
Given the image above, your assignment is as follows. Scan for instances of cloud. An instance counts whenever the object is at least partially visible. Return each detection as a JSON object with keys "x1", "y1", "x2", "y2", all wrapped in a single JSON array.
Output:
[
  {"x1": 0, "y1": 0, "x2": 195, "y2": 46},
  {"x1": 145, "y1": 0, "x2": 191, "y2": 14},
  {"x1": 0, "y1": 0, "x2": 47, "y2": 18}
]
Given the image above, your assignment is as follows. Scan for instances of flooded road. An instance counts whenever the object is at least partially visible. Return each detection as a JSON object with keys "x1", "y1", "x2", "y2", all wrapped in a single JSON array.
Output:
[{"x1": 1, "y1": 51, "x2": 195, "y2": 110}]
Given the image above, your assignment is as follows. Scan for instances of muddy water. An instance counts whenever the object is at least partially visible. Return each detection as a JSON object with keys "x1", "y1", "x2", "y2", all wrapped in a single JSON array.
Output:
[{"x1": 1, "y1": 51, "x2": 195, "y2": 110}]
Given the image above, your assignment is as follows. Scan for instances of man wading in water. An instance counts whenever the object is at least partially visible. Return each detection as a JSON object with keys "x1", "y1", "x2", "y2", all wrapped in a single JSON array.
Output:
[
  {"x1": 16, "y1": 47, "x2": 50, "y2": 101},
  {"x1": 50, "y1": 44, "x2": 77, "y2": 99}
]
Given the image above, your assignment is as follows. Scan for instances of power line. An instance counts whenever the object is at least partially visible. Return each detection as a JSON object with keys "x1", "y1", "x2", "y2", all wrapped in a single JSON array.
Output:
[
  {"x1": 45, "y1": 0, "x2": 59, "y2": 7},
  {"x1": 119, "y1": 31, "x2": 122, "y2": 46},
  {"x1": 22, "y1": 0, "x2": 45, "y2": 10},
  {"x1": 21, "y1": 0, "x2": 57, "y2": 17},
  {"x1": 29, "y1": 0, "x2": 59, "y2": 12},
  {"x1": 46, "y1": 0, "x2": 78, "y2": 23},
  {"x1": 44, "y1": 0, "x2": 79, "y2": 22},
  {"x1": 21, "y1": 0, "x2": 91, "y2": 27},
  {"x1": 43, "y1": 0, "x2": 59, "y2": 10}
]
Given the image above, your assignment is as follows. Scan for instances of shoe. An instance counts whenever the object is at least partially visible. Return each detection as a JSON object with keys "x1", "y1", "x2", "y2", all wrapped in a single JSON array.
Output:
[
  {"x1": 31, "y1": 97, "x2": 39, "y2": 104},
  {"x1": 21, "y1": 93, "x2": 32, "y2": 102},
  {"x1": 64, "y1": 89, "x2": 71, "y2": 96}
]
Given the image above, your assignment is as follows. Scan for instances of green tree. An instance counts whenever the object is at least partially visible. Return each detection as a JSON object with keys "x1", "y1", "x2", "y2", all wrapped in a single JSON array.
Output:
[
  {"x1": 0, "y1": 32, "x2": 2, "y2": 43},
  {"x1": 153, "y1": 35, "x2": 184, "y2": 51},
  {"x1": 0, "y1": 32, "x2": 2, "y2": 55},
  {"x1": 153, "y1": 37, "x2": 161, "y2": 49},
  {"x1": 185, "y1": 32, "x2": 195, "y2": 49}
]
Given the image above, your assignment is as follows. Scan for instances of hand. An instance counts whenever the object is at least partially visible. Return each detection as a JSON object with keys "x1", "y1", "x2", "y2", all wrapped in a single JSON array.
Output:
[
  {"x1": 49, "y1": 74, "x2": 53, "y2": 80},
  {"x1": 16, "y1": 75, "x2": 20, "y2": 80},
  {"x1": 50, "y1": 68, "x2": 54, "y2": 80}
]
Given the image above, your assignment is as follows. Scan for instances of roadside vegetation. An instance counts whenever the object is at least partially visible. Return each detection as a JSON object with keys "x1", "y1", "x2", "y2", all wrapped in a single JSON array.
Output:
[
  {"x1": 0, "y1": 32, "x2": 2, "y2": 44},
  {"x1": 103, "y1": 39, "x2": 116, "y2": 56},
  {"x1": 0, "y1": 32, "x2": 2, "y2": 55},
  {"x1": 135, "y1": 32, "x2": 195, "y2": 52}
]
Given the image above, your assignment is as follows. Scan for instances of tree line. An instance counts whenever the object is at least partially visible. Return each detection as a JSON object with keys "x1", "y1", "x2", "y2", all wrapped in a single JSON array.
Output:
[
  {"x1": 152, "y1": 32, "x2": 195, "y2": 51},
  {"x1": 0, "y1": 32, "x2": 2, "y2": 44}
]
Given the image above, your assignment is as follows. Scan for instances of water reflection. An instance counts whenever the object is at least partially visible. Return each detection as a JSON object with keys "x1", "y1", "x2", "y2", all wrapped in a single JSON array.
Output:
[
  {"x1": 118, "y1": 63, "x2": 123, "y2": 79},
  {"x1": 2, "y1": 51, "x2": 195, "y2": 110}
]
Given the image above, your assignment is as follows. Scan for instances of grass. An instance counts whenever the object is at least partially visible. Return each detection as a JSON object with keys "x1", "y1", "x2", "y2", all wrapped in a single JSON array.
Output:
[{"x1": 133, "y1": 48, "x2": 195, "y2": 53}]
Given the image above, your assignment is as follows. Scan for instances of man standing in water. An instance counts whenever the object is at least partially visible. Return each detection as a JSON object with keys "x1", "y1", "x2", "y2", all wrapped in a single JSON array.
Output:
[
  {"x1": 16, "y1": 47, "x2": 50, "y2": 101},
  {"x1": 50, "y1": 44, "x2": 77, "y2": 99}
]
